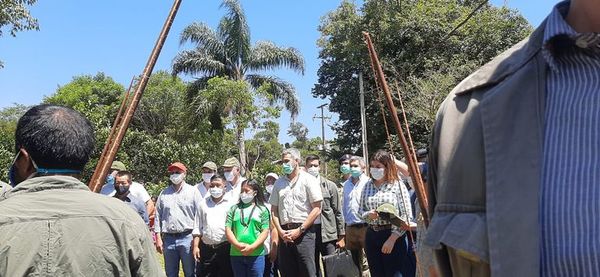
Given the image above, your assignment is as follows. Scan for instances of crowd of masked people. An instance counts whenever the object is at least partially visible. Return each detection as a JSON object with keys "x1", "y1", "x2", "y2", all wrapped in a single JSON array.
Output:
[{"x1": 0, "y1": 104, "x2": 427, "y2": 277}]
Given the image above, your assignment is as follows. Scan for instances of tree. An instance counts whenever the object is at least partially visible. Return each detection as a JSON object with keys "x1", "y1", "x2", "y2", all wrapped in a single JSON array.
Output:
[
  {"x1": 0, "y1": 104, "x2": 29, "y2": 181},
  {"x1": 313, "y1": 0, "x2": 532, "y2": 155},
  {"x1": 172, "y1": 0, "x2": 305, "y2": 173},
  {"x1": 1, "y1": 0, "x2": 39, "y2": 68}
]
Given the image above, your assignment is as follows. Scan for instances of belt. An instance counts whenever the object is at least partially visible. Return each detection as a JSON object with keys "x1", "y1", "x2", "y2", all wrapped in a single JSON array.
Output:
[
  {"x1": 369, "y1": 224, "x2": 392, "y2": 231},
  {"x1": 281, "y1": 223, "x2": 303, "y2": 230},
  {"x1": 163, "y1": 230, "x2": 192, "y2": 236},
  {"x1": 203, "y1": 240, "x2": 229, "y2": 249},
  {"x1": 347, "y1": 223, "x2": 368, "y2": 228}
]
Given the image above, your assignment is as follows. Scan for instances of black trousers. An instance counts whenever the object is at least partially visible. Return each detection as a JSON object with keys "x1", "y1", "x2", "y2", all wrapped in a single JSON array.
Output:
[
  {"x1": 278, "y1": 225, "x2": 316, "y2": 277},
  {"x1": 196, "y1": 241, "x2": 233, "y2": 277},
  {"x1": 314, "y1": 224, "x2": 336, "y2": 277}
]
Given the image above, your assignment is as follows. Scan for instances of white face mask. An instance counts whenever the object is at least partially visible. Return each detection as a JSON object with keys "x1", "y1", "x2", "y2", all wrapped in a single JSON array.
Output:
[
  {"x1": 240, "y1": 192, "x2": 255, "y2": 204},
  {"x1": 307, "y1": 166, "x2": 320, "y2": 178},
  {"x1": 224, "y1": 171, "x2": 235, "y2": 182},
  {"x1": 370, "y1": 167, "x2": 385, "y2": 180},
  {"x1": 209, "y1": 187, "x2": 224, "y2": 198},
  {"x1": 170, "y1": 173, "x2": 185, "y2": 185},
  {"x1": 265, "y1": 185, "x2": 273, "y2": 194},
  {"x1": 202, "y1": 173, "x2": 214, "y2": 183}
]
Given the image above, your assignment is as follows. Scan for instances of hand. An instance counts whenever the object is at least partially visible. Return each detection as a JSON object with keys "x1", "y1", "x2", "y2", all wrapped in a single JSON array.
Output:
[
  {"x1": 192, "y1": 246, "x2": 201, "y2": 261},
  {"x1": 235, "y1": 242, "x2": 249, "y2": 251},
  {"x1": 367, "y1": 210, "x2": 379, "y2": 220},
  {"x1": 155, "y1": 236, "x2": 163, "y2": 254},
  {"x1": 288, "y1": 228, "x2": 302, "y2": 241},
  {"x1": 381, "y1": 236, "x2": 397, "y2": 254},
  {"x1": 401, "y1": 221, "x2": 417, "y2": 231},
  {"x1": 240, "y1": 244, "x2": 256, "y2": 256},
  {"x1": 269, "y1": 244, "x2": 278, "y2": 263},
  {"x1": 336, "y1": 236, "x2": 346, "y2": 249}
]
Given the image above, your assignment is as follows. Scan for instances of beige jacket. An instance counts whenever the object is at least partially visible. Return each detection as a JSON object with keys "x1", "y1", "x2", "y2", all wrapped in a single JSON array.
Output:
[
  {"x1": 0, "y1": 176, "x2": 163, "y2": 276},
  {"x1": 425, "y1": 20, "x2": 548, "y2": 276}
]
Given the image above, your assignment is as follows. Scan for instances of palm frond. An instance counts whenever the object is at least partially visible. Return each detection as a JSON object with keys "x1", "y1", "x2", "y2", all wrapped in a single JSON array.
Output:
[
  {"x1": 172, "y1": 50, "x2": 226, "y2": 77},
  {"x1": 246, "y1": 74, "x2": 300, "y2": 118},
  {"x1": 247, "y1": 41, "x2": 305, "y2": 74},
  {"x1": 218, "y1": 0, "x2": 251, "y2": 70},
  {"x1": 179, "y1": 22, "x2": 225, "y2": 60}
]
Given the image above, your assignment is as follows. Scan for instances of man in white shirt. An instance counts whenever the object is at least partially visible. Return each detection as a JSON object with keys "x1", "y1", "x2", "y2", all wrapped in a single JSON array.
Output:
[
  {"x1": 342, "y1": 156, "x2": 370, "y2": 276},
  {"x1": 193, "y1": 173, "x2": 234, "y2": 277},
  {"x1": 154, "y1": 162, "x2": 201, "y2": 277},
  {"x1": 222, "y1": 157, "x2": 246, "y2": 201},
  {"x1": 100, "y1": 161, "x2": 155, "y2": 223},
  {"x1": 270, "y1": 148, "x2": 323, "y2": 277},
  {"x1": 197, "y1": 161, "x2": 217, "y2": 198}
]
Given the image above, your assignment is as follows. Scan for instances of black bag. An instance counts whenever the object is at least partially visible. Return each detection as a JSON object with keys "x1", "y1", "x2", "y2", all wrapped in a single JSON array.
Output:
[{"x1": 322, "y1": 249, "x2": 360, "y2": 277}]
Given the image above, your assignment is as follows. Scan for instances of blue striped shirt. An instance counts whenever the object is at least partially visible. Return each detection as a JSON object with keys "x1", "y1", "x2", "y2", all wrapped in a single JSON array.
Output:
[{"x1": 541, "y1": 2, "x2": 600, "y2": 276}]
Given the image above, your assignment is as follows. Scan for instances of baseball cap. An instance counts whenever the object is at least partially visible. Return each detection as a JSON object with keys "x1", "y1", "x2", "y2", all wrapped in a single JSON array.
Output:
[
  {"x1": 201, "y1": 161, "x2": 217, "y2": 171},
  {"x1": 111, "y1": 161, "x2": 127, "y2": 171},
  {"x1": 167, "y1": 162, "x2": 187, "y2": 173},
  {"x1": 222, "y1": 157, "x2": 240, "y2": 168}
]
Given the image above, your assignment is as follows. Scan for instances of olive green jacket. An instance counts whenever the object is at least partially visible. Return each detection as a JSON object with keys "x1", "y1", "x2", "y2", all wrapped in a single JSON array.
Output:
[
  {"x1": 425, "y1": 21, "x2": 548, "y2": 276},
  {"x1": 0, "y1": 176, "x2": 163, "y2": 276},
  {"x1": 317, "y1": 176, "x2": 345, "y2": 243}
]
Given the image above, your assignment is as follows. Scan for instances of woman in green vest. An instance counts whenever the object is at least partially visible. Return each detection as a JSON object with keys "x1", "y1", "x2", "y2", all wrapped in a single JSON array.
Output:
[{"x1": 225, "y1": 179, "x2": 271, "y2": 277}]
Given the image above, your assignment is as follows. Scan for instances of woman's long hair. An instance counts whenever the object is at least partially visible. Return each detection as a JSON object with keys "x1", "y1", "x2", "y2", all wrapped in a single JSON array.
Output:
[
  {"x1": 238, "y1": 179, "x2": 266, "y2": 207},
  {"x1": 370, "y1": 149, "x2": 400, "y2": 183}
]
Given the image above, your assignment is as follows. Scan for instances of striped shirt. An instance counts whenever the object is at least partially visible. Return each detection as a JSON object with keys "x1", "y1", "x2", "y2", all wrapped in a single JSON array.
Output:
[
  {"x1": 540, "y1": 2, "x2": 600, "y2": 276},
  {"x1": 360, "y1": 178, "x2": 412, "y2": 236}
]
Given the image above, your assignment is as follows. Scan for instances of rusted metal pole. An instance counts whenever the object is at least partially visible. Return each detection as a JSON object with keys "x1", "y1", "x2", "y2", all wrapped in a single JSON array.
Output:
[
  {"x1": 363, "y1": 32, "x2": 430, "y2": 227},
  {"x1": 89, "y1": 0, "x2": 183, "y2": 192}
]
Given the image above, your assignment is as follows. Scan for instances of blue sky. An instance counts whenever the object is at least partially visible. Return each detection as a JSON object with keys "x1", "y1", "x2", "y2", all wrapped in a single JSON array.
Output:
[{"x1": 0, "y1": 0, "x2": 556, "y2": 143}]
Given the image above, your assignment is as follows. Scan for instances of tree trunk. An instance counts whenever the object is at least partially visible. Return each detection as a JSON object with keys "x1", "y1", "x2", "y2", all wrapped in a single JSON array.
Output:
[{"x1": 236, "y1": 123, "x2": 247, "y2": 176}]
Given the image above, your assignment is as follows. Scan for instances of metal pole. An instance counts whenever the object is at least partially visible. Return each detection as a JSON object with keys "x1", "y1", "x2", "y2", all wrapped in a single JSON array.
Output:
[
  {"x1": 89, "y1": 0, "x2": 183, "y2": 192},
  {"x1": 359, "y1": 72, "x2": 369, "y2": 160},
  {"x1": 316, "y1": 103, "x2": 329, "y2": 176},
  {"x1": 363, "y1": 32, "x2": 429, "y2": 227}
]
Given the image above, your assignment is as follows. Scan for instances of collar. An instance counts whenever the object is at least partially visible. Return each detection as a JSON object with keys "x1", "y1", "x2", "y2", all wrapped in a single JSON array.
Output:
[
  {"x1": 542, "y1": 1, "x2": 578, "y2": 70},
  {"x1": 4, "y1": 175, "x2": 89, "y2": 199}
]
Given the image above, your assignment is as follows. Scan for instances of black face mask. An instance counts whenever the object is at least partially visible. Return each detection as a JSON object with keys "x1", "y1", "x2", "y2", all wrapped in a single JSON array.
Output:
[{"x1": 116, "y1": 185, "x2": 130, "y2": 195}]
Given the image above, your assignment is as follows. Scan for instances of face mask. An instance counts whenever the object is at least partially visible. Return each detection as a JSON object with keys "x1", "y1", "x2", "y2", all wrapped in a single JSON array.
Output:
[
  {"x1": 350, "y1": 166, "x2": 362, "y2": 178},
  {"x1": 340, "y1": 164, "x2": 351, "y2": 175},
  {"x1": 224, "y1": 171, "x2": 235, "y2": 182},
  {"x1": 106, "y1": 174, "x2": 115, "y2": 186},
  {"x1": 265, "y1": 185, "x2": 273, "y2": 194},
  {"x1": 370, "y1": 167, "x2": 385, "y2": 180},
  {"x1": 307, "y1": 166, "x2": 320, "y2": 177},
  {"x1": 116, "y1": 185, "x2": 130, "y2": 195},
  {"x1": 170, "y1": 173, "x2": 185, "y2": 185},
  {"x1": 202, "y1": 173, "x2": 214, "y2": 183},
  {"x1": 209, "y1": 187, "x2": 224, "y2": 198},
  {"x1": 8, "y1": 150, "x2": 80, "y2": 187},
  {"x1": 240, "y1": 192, "x2": 255, "y2": 204},
  {"x1": 282, "y1": 162, "x2": 295, "y2": 175}
]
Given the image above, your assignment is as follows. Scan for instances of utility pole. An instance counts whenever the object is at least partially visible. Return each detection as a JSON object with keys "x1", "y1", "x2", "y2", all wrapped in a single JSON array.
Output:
[
  {"x1": 359, "y1": 72, "x2": 369, "y2": 161},
  {"x1": 314, "y1": 104, "x2": 331, "y2": 176}
]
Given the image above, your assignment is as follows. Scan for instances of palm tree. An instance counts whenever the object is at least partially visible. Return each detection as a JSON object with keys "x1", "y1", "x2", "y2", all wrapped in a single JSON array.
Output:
[{"x1": 172, "y1": 0, "x2": 304, "y2": 173}]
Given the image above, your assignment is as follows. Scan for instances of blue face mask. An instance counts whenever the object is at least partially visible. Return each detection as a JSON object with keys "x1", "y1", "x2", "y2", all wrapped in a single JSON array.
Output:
[
  {"x1": 282, "y1": 162, "x2": 295, "y2": 175},
  {"x1": 8, "y1": 150, "x2": 81, "y2": 187}
]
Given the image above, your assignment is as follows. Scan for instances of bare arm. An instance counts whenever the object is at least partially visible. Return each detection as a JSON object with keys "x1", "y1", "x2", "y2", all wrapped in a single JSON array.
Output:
[
  {"x1": 271, "y1": 205, "x2": 286, "y2": 239},
  {"x1": 302, "y1": 201, "x2": 322, "y2": 229}
]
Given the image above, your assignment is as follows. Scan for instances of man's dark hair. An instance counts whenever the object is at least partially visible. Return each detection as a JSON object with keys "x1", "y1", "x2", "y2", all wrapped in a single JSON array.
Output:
[
  {"x1": 338, "y1": 154, "x2": 352, "y2": 164},
  {"x1": 15, "y1": 104, "x2": 95, "y2": 171},
  {"x1": 116, "y1": 171, "x2": 133, "y2": 184},
  {"x1": 305, "y1": 154, "x2": 320, "y2": 165}
]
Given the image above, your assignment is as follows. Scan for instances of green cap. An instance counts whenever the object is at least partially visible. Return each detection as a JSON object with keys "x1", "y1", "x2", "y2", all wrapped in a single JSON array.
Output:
[
  {"x1": 376, "y1": 203, "x2": 405, "y2": 227},
  {"x1": 111, "y1": 161, "x2": 127, "y2": 171},
  {"x1": 222, "y1": 157, "x2": 240, "y2": 168},
  {"x1": 201, "y1": 161, "x2": 217, "y2": 171}
]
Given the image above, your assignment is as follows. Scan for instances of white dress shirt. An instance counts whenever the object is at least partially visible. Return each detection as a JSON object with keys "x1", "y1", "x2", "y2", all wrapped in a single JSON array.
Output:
[
  {"x1": 193, "y1": 194, "x2": 235, "y2": 245},
  {"x1": 100, "y1": 181, "x2": 151, "y2": 203}
]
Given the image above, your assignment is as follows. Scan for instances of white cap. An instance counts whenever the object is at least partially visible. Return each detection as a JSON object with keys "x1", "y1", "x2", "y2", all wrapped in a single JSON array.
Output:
[{"x1": 266, "y1": 173, "x2": 279, "y2": 180}]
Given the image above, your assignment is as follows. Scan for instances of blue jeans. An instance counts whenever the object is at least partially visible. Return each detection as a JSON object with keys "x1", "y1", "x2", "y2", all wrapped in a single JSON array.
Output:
[
  {"x1": 231, "y1": 255, "x2": 265, "y2": 277},
  {"x1": 162, "y1": 232, "x2": 195, "y2": 277}
]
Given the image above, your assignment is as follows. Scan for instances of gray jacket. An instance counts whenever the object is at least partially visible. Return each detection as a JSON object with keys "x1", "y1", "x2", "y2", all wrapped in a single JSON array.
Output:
[
  {"x1": 318, "y1": 175, "x2": 345, "y2": 242},
  {"x1": 425, "y1": 20, "x2": 548, "y2": 276}
]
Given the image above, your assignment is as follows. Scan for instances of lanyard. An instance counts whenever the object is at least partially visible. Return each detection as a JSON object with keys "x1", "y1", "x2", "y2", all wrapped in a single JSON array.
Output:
[{"x1": 240, "y1": 204, "x2": 257, "y2": 228}]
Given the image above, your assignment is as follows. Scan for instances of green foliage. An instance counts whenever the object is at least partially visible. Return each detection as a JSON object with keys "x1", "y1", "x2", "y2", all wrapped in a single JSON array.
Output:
[
  {"x1": 0, "y1": 104, "x2": 29, "y2": 181},
  {"x1": 313, "y1": 0, "x2": 532, "y2": 156},
  {"x1": 0, "y1": 0, "x2": 39, "y2": 68},
  {"x1": 173, "y1": 0, "x2": 305, "y2": 171}
]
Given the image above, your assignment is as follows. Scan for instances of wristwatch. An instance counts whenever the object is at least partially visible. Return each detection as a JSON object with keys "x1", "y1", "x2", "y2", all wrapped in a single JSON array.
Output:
[{"x1": 299, "y1": 225, "x2": 306, "y2": 233}]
